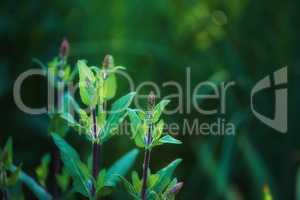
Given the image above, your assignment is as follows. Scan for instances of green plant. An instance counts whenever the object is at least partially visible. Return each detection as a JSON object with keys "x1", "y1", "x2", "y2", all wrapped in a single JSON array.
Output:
[
  {"x1": 4, "y1": 40, "x2": 184, "y2": 200},
  {"x1": 52, "y1": 54, "x2": 139, "y2": 199},
  {"x1": 119, "y1": 92, "x2": 183, "y2": 200},
  {"x1": 34, "y1": 38, "x2": 78, "y2": 198}
]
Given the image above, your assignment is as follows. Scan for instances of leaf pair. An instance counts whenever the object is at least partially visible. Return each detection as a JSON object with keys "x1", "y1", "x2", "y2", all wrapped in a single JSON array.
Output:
[
  {"x1": 47, "y1": 57, "x2": 73, "y2": 88},
  {"x1": 59, "y1": 92, "x2": 136, "y2": 143},
  {"x1": 128, "y1": 99, "x2": 181, "y2": 149},
  {"x1": 52, "y1": 134, "x2": 139, "y2": 199},
  {"x1": 120, "y1": 159, "x2": 183, "y2": 200},
  {"x1": 35, "y1": 154, "x2": 50, "y2": 187},
  {"x1": 77, "y1": 60, "x2": 124, "y2": 107}
]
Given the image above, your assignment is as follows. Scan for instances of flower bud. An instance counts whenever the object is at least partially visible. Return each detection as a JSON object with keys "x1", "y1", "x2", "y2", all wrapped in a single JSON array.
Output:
[
  {"x1": 102, "y1": 54, "x2": 114, "y2": 80},
  {"x1": 59, "y1": 38, "x2": 70, "y2": 59},
  {"x1": 169, "y1": 182, "x2": 183, "y2": 194},
  {"x1": 102, "y1": 54, "x2": 114, "y2": 69},
  {"x1": 147, "y1": 91, "x2": 156, "y2": 110}
]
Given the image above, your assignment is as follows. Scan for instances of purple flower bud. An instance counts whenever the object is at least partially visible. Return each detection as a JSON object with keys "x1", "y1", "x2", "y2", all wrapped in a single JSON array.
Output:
[
  {"x1": 59, "y1": 38, "x2": 70, "y2": 59},
  {"x1": 102, "y1": 54, "x2": 114, "y2": 69},
  {"x1": 148, "y1": 91, "x2": 156, "y2": 110},
  {"x1": 102, "y1": 54, "x2": 114, "y2": 80},
  {"x1": 169, "y1": 182, "x2": 183, "y2": 194}
]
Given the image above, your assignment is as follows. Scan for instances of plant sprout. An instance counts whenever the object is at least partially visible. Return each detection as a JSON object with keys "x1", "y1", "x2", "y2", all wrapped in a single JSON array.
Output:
[
  {"x1": 53, "y1": 54, "x2": 138, "y2": 199},
  {"x1": 119, "y1": 91, "x2": 183, "y2": 200}
]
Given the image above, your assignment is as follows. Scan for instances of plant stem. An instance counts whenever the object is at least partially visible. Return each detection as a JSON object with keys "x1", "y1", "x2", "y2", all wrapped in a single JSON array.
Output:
[
  {"x1": 91, "y1": 108, "x2": 101, "y2": 197},
  {"x1": 50, "y1": 81, "x2": 64, "y2": 199},
  {"x1": 141, "y1": 125, "x2": 152, "y2": 200}
]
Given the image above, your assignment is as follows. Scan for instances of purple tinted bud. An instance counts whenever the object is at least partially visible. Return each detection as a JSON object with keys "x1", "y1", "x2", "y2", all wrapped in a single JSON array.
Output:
[
  {"x1": 148, "y1": 91, "x2": 155, "y2": 110},
  {"x1": 169, "y1": 182, "x2": 183, "y2": 194},
  {"x1": 59, "y1": 38, "x2": 70, "y2": 59},
  {"x1": 102, "y1": 54, "x2": 114, "y2": 69}
]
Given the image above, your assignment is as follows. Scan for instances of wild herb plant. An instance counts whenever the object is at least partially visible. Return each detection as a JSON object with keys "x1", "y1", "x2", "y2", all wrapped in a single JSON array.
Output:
[
  {"x1": 34, "y1": 38, "x2": 78, "y2": 198},
  {"x1": 3, "y1": 39, "x2": 184, "y2": 199},
  {"x1": 52, "y1": 55, "x2": 138, "y2": 199},
  {"x1": 120, "y1": 92, "x2": 183, "y2": 200}
]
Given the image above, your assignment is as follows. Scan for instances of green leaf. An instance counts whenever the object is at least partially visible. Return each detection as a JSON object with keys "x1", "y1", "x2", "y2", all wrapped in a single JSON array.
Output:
[
  {"x1": 128, "y1": 109, "x2": 142, "y2": 138},
  {"x1": 136, "y1": 109, "x2": 146, "y2": 120},
  {"x1": 52, "y1": 134, "x2": 92, "y2": 198},
  {"x1": 131, "y1": 171, "x2": 142, "y2": 193},
  {"x1": 103, "y1": 73, "x2": 117, "y2": 100},
  {"x1": 109, "y1": 92, "x2": 136, "y2": 122},
  {"x1": 152, "y1": 159, "x2": 182, "y2": 193},
  {"x1": 72, "y1": 162, "x2": 92, "y2": 197},
  {"x1": 9, "y1": 165, "x2": 52, "y2": 200},
  {"x1": 153, "y1": 120, "x2": 164, "y2": 140},
  {"x1": 35, "y1": 154, "x2": 51, "y2": 186},
  {"x1": 78, "y1": 60, "x2": 97, "y2": 106},
  {"x1": 105, "y1": 149, "x2": 139, "y2": 187},
  {"x1": 63, "y1": 92, "x2": 80, "y2": 113},
  {"x1": 78, "y1": 60, "x2": 95, "y2": 84},
  {"x1": 62, "y1": 65, "x2": 71, "y2": 82},
  {"x1": 148, "y1": 190, "x2": 160, "y2": 200},
  {"x1": 60, "y1": 112, "x2": 76, "y2": 125},
  {"x1": 52, "y1": 134, "x2": 79, "y2": 160},
  {"x1": 102, "y1": 92, "x2": 136, "y2": 142},
  {"x1": 97, "y1": 109, "x2": 106, "y2": 129},
  {"x1": 2, "y1": 137, "x2": 13, "y2": 167},
  {"x1": 118, "y1": 176, "x2": 139, "y2": 199},
  {"x1": 78, "y1": 109, "x2": 91, "y2": 129},
  {"x1": 48, "y1": 113, "x2": 70, "y2": 137},
  {"x1": 148, "y1": 174, "x2": 160, "y2": 189},
  {"x1": 133, "y1": 122, "x2": 148, "y2": 148},
  {"x1": 56, "y1": 167, "x2": 70, "y2": 192},
  {"x1": 128, "y1": 109, "x2": 148, "y2": 148},
  {"x1": 163, "y1": 178, "x2": 178, "y2": 196},
  {"x1": 96, "y1": 169, "x2": 106, "y2": 192},
  {"x1": 47, "y1": 58, "x2": 59, "y2": 88},
  {"x1": 153, "y1": 100, "x2": 170, "y2": 123},
  {"x1": 158, "y1": 135, "x2": 182, "y2": 145}
]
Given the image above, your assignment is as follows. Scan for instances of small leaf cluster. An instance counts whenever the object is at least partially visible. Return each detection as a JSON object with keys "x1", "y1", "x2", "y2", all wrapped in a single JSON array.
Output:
[
  {"x1": 51, "y1": 54, "x2": 139, "y2": 199},
  {"x1": 119, "y1": 94, "x2": 183, "y2": 199},
  {"x1": 52, "y1": 134, "x2": 139, "y2": 199},
  {"x1": 60, "y1": 58, "x2": 135, "y2": 143},
  {"x1": 128, "y1": 99, "x2": 182, "y2": 149},
  {"x1": 77, "y1": 59, "x2": 124, "y2": 106},
  {"x1": 0, "y1": 138, "x2": 20, "y2": 189},
  {"x1": 121, "y1": 159, "x2": 183, "y2": 200}
]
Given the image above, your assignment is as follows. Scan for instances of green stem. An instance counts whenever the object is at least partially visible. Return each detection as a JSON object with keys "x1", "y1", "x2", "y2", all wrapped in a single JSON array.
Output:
[
  {"x1": 141, "y1": 125, "x2": 152, "y2": 200},
  {"x1": 91, "y1": 109, "x2": 101, "y2": 197}
]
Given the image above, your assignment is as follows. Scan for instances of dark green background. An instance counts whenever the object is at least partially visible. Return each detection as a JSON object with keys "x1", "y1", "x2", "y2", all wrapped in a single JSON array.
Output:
[{"x1": 0, "y1": 0, "x2": 299, "y2": 199}]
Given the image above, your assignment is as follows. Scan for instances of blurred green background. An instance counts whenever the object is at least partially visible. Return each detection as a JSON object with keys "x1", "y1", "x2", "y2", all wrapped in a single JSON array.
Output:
[{"x1": 0, "y1": 0, "x2": 299, "y2": 199}]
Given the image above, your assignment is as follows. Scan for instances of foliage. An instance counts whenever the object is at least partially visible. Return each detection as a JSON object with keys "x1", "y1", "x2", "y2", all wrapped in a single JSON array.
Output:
[
  {"x1": 0, "y1": 138, "x2": 52, "y2": 200},
  {"x1": 1, "y1": 0, "x2": 299, "y2": 199},
  {"x1": 119, "y1": 93, "x2": 183, "y2": 200}
]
